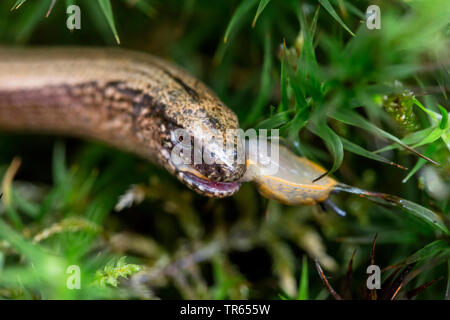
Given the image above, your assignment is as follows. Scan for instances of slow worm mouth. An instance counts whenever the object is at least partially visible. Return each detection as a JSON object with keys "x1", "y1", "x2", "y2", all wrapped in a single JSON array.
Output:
[{"x1": 181, "y1": 171, "x2": 241, "y2": 197}]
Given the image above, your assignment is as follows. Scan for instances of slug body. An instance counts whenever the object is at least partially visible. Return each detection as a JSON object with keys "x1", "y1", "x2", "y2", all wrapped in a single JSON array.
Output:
[
  {"x1": 243, "y1": 139, "x2": 337, "y2": 205},
  {"x1": 0, "y1": 47, "x2": 245, "y2": 197}
]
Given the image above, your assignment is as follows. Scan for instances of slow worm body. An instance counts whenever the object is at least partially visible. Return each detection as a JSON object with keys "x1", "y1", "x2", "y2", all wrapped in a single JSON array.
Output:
[{"x1": 0, "y1": 47, "x2": 245, "y2": 197}]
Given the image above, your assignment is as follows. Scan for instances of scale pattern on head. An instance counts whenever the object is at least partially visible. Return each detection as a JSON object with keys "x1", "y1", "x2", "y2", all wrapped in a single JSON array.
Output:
[{"x1": 142, "y1": 57, "x2": 246, "y2": 186}]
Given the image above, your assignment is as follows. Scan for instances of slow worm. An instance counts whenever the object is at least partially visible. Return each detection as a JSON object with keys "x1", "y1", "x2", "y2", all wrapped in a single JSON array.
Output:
[{"x1": 0, "y1": 47, "x2": 245, "y2": 198}]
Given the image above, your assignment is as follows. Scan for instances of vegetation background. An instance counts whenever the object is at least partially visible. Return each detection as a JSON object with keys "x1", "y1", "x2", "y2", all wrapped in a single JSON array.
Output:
[{"x1": 0, "y1": 0, "x2": 448, "y2": 299}]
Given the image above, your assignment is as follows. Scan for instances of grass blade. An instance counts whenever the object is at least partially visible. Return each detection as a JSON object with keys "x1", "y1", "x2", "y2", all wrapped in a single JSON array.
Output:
[
  {"x1": 255, "y1": 110, "x2": 293, "y2": 130},
  {"x1": 384, "y1": 240, "x2": 449, "y2": 271},
  {"x1": 318, "y1": 0, "x2": 354, "y2": 36},
  {"x1": 340, "y1": 136, "x2": 407, "y2": 170},
  {"x1": 297, "y1": 256, "x2": 309, "y2": 300},
  {"x1": 336, "y1": 184, "x2": 449, "y2": 234},
  {"x1": 252, "y1": 0, "x2": 271, "y2": 27},
  {"x1": 446, "y1": 261, "x2": 450, "y2": 300},
  {"x1": 297, "y1": 7, "x2": 321, "y2": 101},
  {"x1": 310, "y1": 4, "x2": 321, "y2": 38},
  {"x1": 223, "y1": 0, "x2": 258, "y2": 43},
  {"x1": 13, "y1": 0, "x2": 51, "y2": 44},
  {"x1": 280, "y1": 42, "x2": 289, "y2": 112},
  {"x1": 438, "y1": 105, "x2": 448, "y2": 129},
  {"x1": 308, "y1": 119, "x2": 343, "y2": 179},
  {"x1": 332, "y1": 109, "x2": 439, "y2": 166},
  {"x1": 1, "y1": 158, "x2": 23, "y2": 230},
  {"x1": 11, "y1": 0, "x2": 27, "y2": 11},
  {"x1": 247, "y1": 31, "x2": 273, "y2": 124},
  {"x1": 376, "y1": 126, "x2": 436, "y2": 153},
  {"x1": 280, "y1": 106, "x2": 310, "y2": 138},
  {"x1": 46, "y1": 0, "x2": 57, "y2": 17},
  {"x1": 52, "y1": 141, "x2": 68, "y2": 185},
  {"x1": 98, "y1": 0, "x2": 120, "y2": 44},
  {"x1": 121, "y1": 0, "x2": 155, "y2": 18},
  {"x1": 396, "y1": 199, "x2": 449, "y2": 235},
  {"x1": 402, "y1": 141, "x2": 438, "y2": 183}
]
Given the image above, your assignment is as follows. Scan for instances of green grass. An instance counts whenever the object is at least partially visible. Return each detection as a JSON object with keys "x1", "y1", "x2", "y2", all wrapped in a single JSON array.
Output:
[{"x1": 0, "y1": 0, "x2": 449, "y2": 299}]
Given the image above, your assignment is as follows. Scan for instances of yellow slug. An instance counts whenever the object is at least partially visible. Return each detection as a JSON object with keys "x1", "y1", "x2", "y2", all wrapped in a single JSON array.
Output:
[{"x1": 242, "y1": 139, "x2": 337, "y2": 205}]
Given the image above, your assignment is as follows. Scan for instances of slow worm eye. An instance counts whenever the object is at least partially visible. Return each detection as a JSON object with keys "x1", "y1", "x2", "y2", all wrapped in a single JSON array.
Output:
[{"x1": 171, "y1": 129, "x2": 189, "y2": 145}]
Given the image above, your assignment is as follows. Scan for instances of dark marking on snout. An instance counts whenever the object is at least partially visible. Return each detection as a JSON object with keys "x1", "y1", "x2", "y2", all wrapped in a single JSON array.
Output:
[
  {"x1": 207, "y1": 117, "x2": 221, "y2": 130},
  {"x1": 162, "y1": 69, "x2": 200, "y2": 101}
]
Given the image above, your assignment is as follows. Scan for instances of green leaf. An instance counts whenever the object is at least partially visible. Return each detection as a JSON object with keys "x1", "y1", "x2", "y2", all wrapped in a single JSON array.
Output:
[
  {"x1": 121, "y1": 0, "x2": 155, "y2": 18},
  {"x1": 332, "y1": 109, "x2": 439, "y2": 166},
  {"x1": 402, "y1": 106, "x2": 448, "y2": 150},
  {"x1": 14, "y1": 0, "x2": 51, "y2": 44},
  {"x1": 309, "y1": 4, "x2": 321, "y2": 38},
  {"x1": 447, "y1": 261, "x2": 450, "y2": 300},
  {"x1": 339, "y1": 185, "x2": 449, "y2": 234},
  {"x1": 280, "y1": 106, "x2": 309, "y2": 138},
  {"x1": 410, "y1": 126, "x2": 445, "y2": 148},
  {"x1": 0, "y1": 252, "x2": 4, "y2": 271},
  {"x1": 318, "y1": 0, "x2": 355, "y2": 36},
  {"x1": 376, "y1": 126, "x2": 436, "y2": 153},
  {"x1": 438, "y1": 105, "x2": 448, "y2": 130},
  {"x1": 45, "y1": 0, "x2": 57, "y2": 17},
  {"x1": 98, "y1": 0, "x2": 120, "y2": 44},
  {"x1": 5, "y1": 202, "x2": 23, "y2": 231},
  {"x1": 0, "y1": 219, "x2": 44, "y2": 260},
  {"x1": 396, "y1": 199, "x2": 449, "y2": 235},
  {"x1": 387, "y1": 240, "x2": 450, "y2": 269},
  {"x1": 287, "y1": 65, "x2": 308, "y2": 109},
  {"x1": 255, "y1": 110, "x2": 293, "y2": 129},
  {"x1": 223, "y1": 0, "x2": 259, "y2": 43},
  {"x1": 340, "y1": 136, "x2": 407, "y2": 169},
  {"x1": 280, "y1": 45, "x2": 289, "y2": 112},
  {"x1": 297, "y1": 256, "x2": 309, "y2": 300},
  {"x1": 52, "y1": 141, "x2": 67, "y2": 186},
  {"x1": 252, "y1": 0, "x2": 271, "y2": 27},
  {"x1": 11, "y1": 0, "x2": 27, "y2": 11},
  {"x1": 413, "y1": 98, "x2": 439, "y2": 121},
  {"x1": 12, "y1": 191, "x2": 40, "y2": 218},
  {"x1": 402, "y1": 141, "x2": 438, "y2": 183},
  {"x1": 405, "y1": 103, "x2": 449, "y2": 149},
  {"x1": 438, "y1": 105, "x2": 450, "y2": 151},
  {"x1": 340, "y1": 0, "x2": 365, "y2": 19},
  {"x1": 308, "y1": 119, "x2": 343, "y2": 176},
  {"x1": 297, "y1": 8, "x2": 321, "y2": 101},
  {"x1": 247, "y1": 31, "x2": 273, "y2": 124}
]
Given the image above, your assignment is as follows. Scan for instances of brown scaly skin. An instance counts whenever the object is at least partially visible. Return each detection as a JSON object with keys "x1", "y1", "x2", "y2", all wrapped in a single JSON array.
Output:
[{"x1": 0, "y1": 47, "x2": 245, "y2": 198}]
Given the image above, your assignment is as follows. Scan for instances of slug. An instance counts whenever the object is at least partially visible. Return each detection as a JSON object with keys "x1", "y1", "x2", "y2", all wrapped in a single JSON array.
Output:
[
  {"x1": 241, "y1": 138, "x2": 337, "y2": 205},
  {"x1": 242, "y1": 138, "x2": 447, "y2": 235}
]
